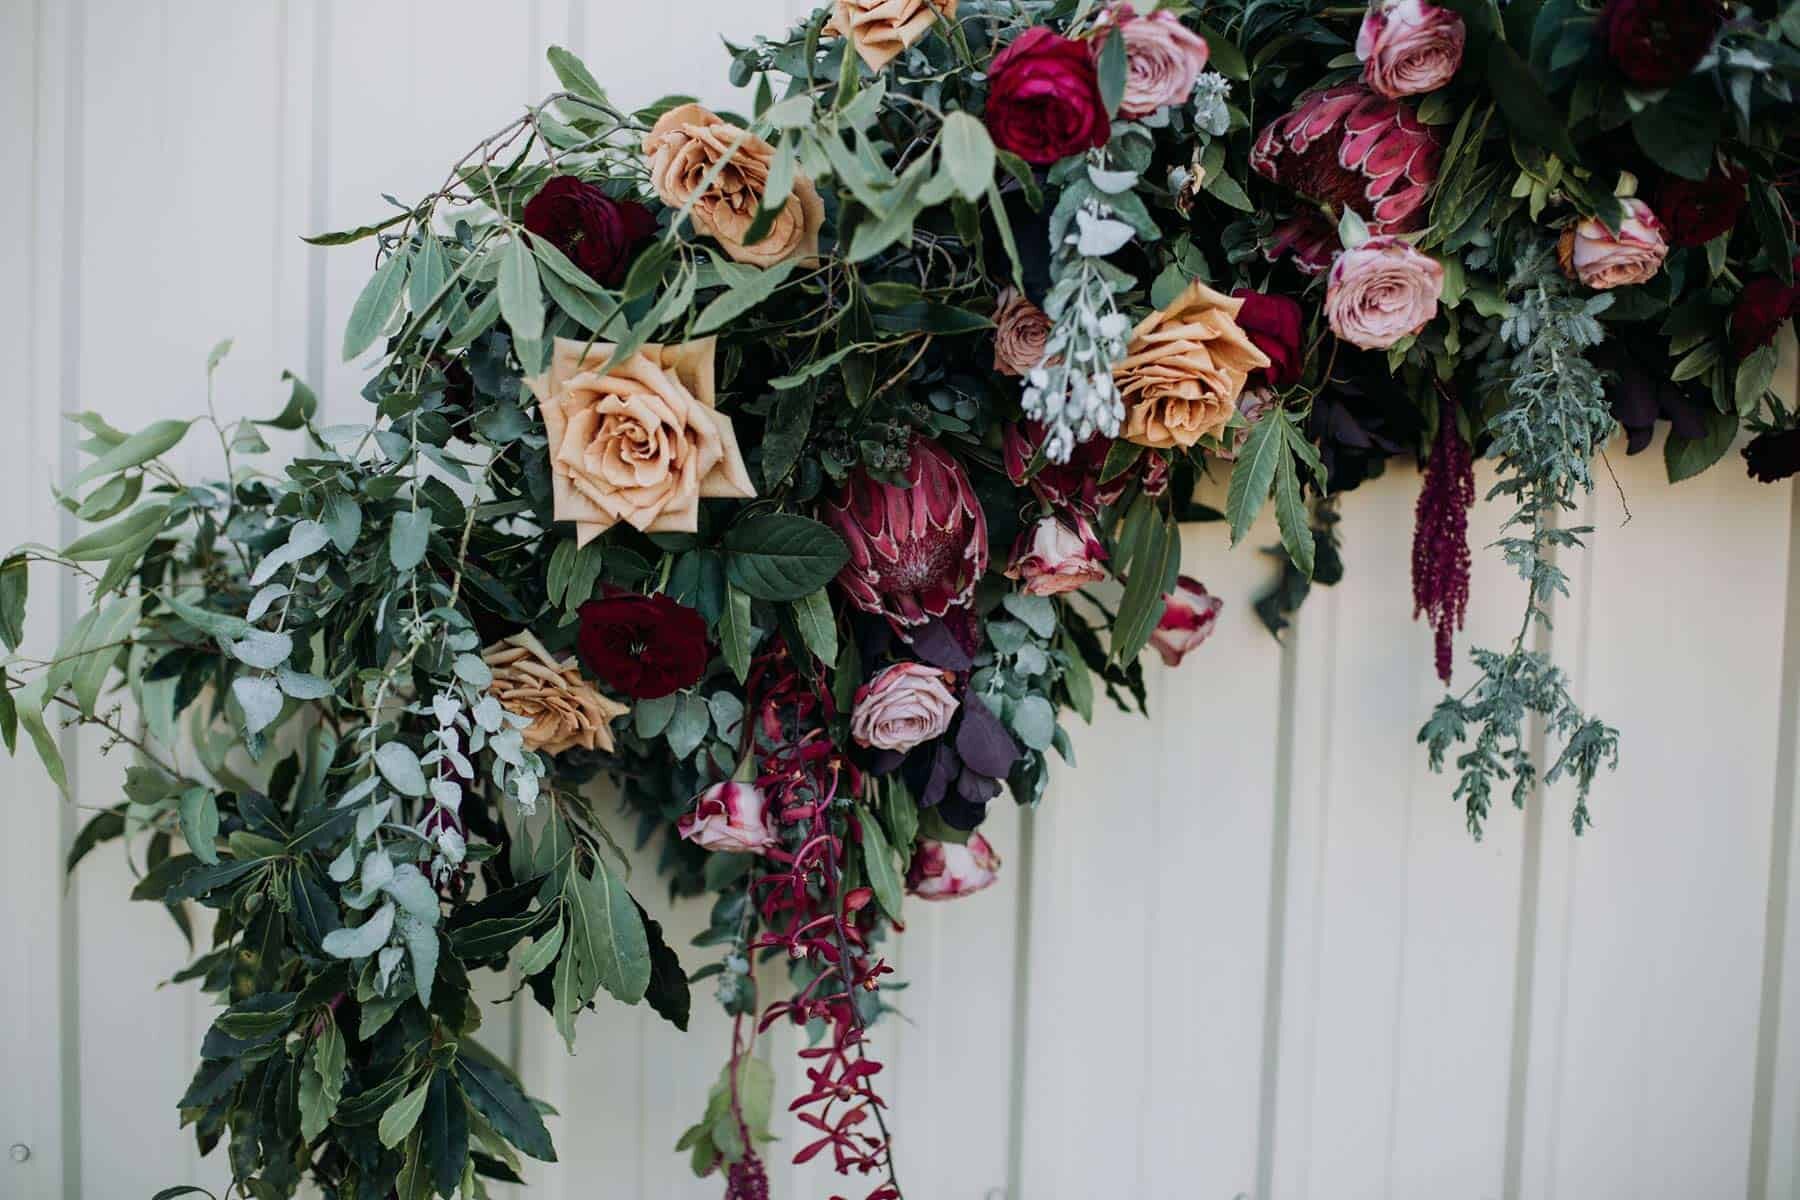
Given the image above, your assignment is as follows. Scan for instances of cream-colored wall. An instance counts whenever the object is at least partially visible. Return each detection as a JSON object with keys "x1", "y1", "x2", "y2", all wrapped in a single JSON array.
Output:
[{"x1": 3, "y1": 3, "x2": 1797, "y2": 1199}]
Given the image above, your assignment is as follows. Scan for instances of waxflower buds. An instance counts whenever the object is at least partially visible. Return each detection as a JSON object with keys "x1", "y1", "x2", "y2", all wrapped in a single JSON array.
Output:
[
  {"x1": 906, "y1": 833, "x2": 1002, "y2": 900},
  {"x1": 677, "y1": 782, "x2": 776, "y2": 855}
]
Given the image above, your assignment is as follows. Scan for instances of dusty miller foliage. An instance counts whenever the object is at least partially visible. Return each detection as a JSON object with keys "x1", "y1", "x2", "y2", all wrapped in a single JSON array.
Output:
[{"x1": 1420, "y1": 242, "x2": 1620, "y2": 838}]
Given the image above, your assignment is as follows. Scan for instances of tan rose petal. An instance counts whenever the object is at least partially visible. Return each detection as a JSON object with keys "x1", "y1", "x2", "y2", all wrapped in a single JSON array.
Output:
[{"x1": 482, "y1": 632, "x2": 629, "y2": 757}]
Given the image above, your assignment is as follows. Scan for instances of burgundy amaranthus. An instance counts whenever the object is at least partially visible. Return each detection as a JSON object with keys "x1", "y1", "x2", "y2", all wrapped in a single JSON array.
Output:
[
  {"x1": 740, "y1": 649, "x2": 902, "y2": 1200},
  {"x1": 1412, "y1": 393, "x2": 1474, "y2": 684}
]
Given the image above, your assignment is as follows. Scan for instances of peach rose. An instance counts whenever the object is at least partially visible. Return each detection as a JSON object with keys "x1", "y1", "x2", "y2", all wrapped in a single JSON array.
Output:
[
  {"x1": 530, "y1": 336, "x2": 756, "y2": 546},
  {"x1": 482, "y1": 632, "x2": 628, "y2": 756},
  {"x1": 851, "y1": 662, "x2": 960, "y2": 752},
  {"x1": 1116, "y1": 280, "x2": 1271, "y2": 449},
  {"x1": 907, "y1": 832, "x2": 1001, "y2": 900},
  {"x1": 1004, "y1": 513, "x2": 1108, "y2": 596},
  {"x1": 1324, "y1": 235, "x2": 1444, "y2": 349},
  {"x1": 993, "y1": 288, "x2": 1052, "y2": 376},
  {"x1": 677, "y1": 781, "x2": 776, "y2": 855},
  {"x1": 1557, "y1": 198, "x2": 1668, "y2": 290},
  {"x1": 1356, "y1": 0, "x2": 1465, "y2": 99},
  {"x1": 827, "y1": 0, "x2": 956, "y2": 72},
  {"x1": 642, "y1": 103, "x2": 824, "y2": 268},
  {"x1": 1094, "y1": 5, "x2": 1212, "y2": 119}
]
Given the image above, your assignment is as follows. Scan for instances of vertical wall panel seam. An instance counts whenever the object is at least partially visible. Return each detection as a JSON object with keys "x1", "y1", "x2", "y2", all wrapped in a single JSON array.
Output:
[
  {"x1": 1747, "y1": 466, "x2": 1800, "y2": 1200},
  {"x1": 1002, "y1": 804, "x2": 1037, "y2": 1199},
  {"x1": 304, "y1": 1, "x2": 331, "y2": 402}
]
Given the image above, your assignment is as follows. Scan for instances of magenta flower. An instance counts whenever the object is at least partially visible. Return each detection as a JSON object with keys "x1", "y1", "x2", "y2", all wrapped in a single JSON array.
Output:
[
  {"x1": 677, "y1": 781, "x2": 776, "y2": 855},
  {"x1": 1147, "y1": 576, "x2": 1223, "y2": 666}
]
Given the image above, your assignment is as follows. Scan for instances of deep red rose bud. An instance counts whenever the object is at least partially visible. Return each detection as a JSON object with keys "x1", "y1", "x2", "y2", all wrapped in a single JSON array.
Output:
[
  {"x1": 1231, "y1": 289, "x2": 1306, "y2": 387},
  {"x1": 1002, "y1": 419, "x2": 1134, "y2": 513},
  {"x1": 984, "y1": 27, "x2": 1110, "y2": 166},
  {"x1": 522, "y1": 175, "x2": 658, "y2": 288},
  {"x1": 576, "y1": 589, "x2": 708, "y2": 699},
  {"x1": 1651, "y1": 165, "x2": 1748, "y2": 249},
  {"x1": 1600, "y1": 0, "x2": 1723, "y2": 88},
  {"x1": 1731, "y1": 259, "x2": 1800, "y2": 361}
]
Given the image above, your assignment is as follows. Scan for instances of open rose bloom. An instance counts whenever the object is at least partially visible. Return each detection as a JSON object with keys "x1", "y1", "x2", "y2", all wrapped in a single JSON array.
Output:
[
  {"x1": 531, "y1": 336, "x2": 756, "y2": 545},
  {"x1": 1116, "y1": 280, "x2": 1271, "y2": 449},
  {"x1": 852, "y1": 662, "x2": 961, "y2": 752},
  {"x1": 993, "y1": 288, "x2": 1053, "y2": 376},
  {"x1": 1093, "y1": 4, "x2": 1211, "y2": 118},
  {"x1": 1557, "y1": 198, "x2": 1668, "y2": 290},
  {"x1": 1005, "y1": 514, "x2": 1109, "y2": 597},
  {"x1": 827, "y1": 0, "x2": 955, "y2": 71},
  {"x1": 1325, "y1": 235, "x2": 1445, "y2": 350},
  {"x1": 677, "y1": 781, "x2": 776, "y2": 855},
  {"x1": 907, "y1": 832, "x2": 1002, "y2": 900},
  {"x1": 642, "y1": 103, "x2": 824, "y2": 267},
  {"x1": 482, "y1": 632, "x2": 629, "y2": 755},
  {"x1": 1149, "y1": 577, "x2": 1224, "y2": 666},
  {"x1": 1356, "y1": 0, "x2": 1465, "y2": 98}
]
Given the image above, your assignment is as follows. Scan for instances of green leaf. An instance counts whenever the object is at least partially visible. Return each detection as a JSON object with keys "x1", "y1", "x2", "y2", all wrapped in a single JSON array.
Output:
[
  {"x1": 792, "y1": 588, "x2": 838, "y2": 665},
  {"x1": 1735, "y1": 342, "x2": 1779, "y2": 414},
  {"x1": 232, "y1": 675, "x2": 284, "y2": 735},
  {"x1": 299, "y1": 1019, "x2": 347, "y2": 1141},
  {"x1": 62, "y1": 501, "x2": 169, "y2": 563},
  {"x1": 375, "y1": 742, "x2": 429, "y2": 798},
  {"x1": 389, "y1": 509, "x2": 431, "y2": 573},
  {"x1": 692, "y1": 259, "x2": 797, "y2": 334},
  {"x1": 1630, "y1": 80, "x2": 1718, "y2": 182},
  {"x1": 14, "y1": 679, "x2": 67, "y2": 794},
  {"x1": 69, "y1": 419, "x2": 193, "y2": 490},
  {"x1": 1226, "y1": 413, "x2": 1284, "y2": 544},
  {"x1": 723, "y1": 514, "x2": 850, "y2": 601},
  {"x1": 565, "y1": 856, "x2": 652, "y2": 1004},
  {"x1": 420, "y1": 1069, "x2": 469, "y2": 1198},
  {"x1": 1190, "y1": 19, "x2": 1248, "y2": 79},
  {"x1": 1111, "y1": 503, "x2": 1177, "y2": 663},
  {"x1": 938, "y1": 111, "x2": 996, "y2": 202},
  {"x1": 516, "y1": 919, "x2": 566, "y2": 978},
  {"x1": 261, "y1": 371, "x2": 318, "y2": 430},
  {"x1": 1272, "y1": 439, "x2": 1314, "y2": 578},
  {"x1": 1485, "y1": 39, "x2": 1579, "y2": 164},
  {"x1": 178, "y1": 787, "x2": 221, "y2": 866},
  {"x1": 720, "y1": 584, "x2": 753, "y2": 684},
  {"x1": 858, "y1": 811, "x2": 905, "y2": 923},
  {"x1": 379, "y1": 1077, "x2": 432, "y2": 1149},
  {"x1": 1097, "y1": 27, "x2": 1127, "y2": 117},
  {"x1": 498, "y1": 236, "x2": 545, "y2": 346},
  {"x1": 455, "y1": 1049, "x2": 557, "y2": 1162},
  {"x1": 1664, "y1": 408, "x2": 1738, "y2": 483},
  {"x1": 1099, "y1": 440, "x2": 1146, "y2": 485},
  {"x1": 0, "y1": 555, "x2": 26, "y2": 653},
  {"x1": 342, "y1": 250, "x2": 409, "y2": 361},
  {"x1": 547, "y1": 46, "x2": 609, "y2": 105}
]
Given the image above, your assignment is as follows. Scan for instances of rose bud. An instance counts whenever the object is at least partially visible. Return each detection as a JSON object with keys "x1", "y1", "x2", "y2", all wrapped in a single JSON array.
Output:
[
  {"x1": 825, "y1": 435, "x2": 989, "y2": 628},
  {"x1": 1355, "y1": 0, "x2": 1466, "y2": 99},
  {"x1": 1231, "y1": 289, "x2": 1306, "y2": 387},
  {"x1": 851, "y1": 662, "x2": 961, "y2": 753},
  {"x1": 906, "y1": 832, "x2": 1002, "y2": 900},
  {"x1": 1148, "y1": 576, "x2": 1223, "y2": 667},
  {"x1": 676, "y1": 781, "x2": 776, "y2": 855},
  {"x1": 1325, "y1": 235, "x2": 1445, "y2": 350},
  {"x1": 1556, "y1": 198, "x2": 1668, "y2": 291},
  {"x1": 1004, "y1": 514, "x2": 1109, "y2": 597}
]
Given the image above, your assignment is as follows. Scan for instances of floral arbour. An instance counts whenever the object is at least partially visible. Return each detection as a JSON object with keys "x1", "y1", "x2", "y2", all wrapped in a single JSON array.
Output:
[{"x1": 1, "y1": 0, "x2": 1795, "y2": 1197}]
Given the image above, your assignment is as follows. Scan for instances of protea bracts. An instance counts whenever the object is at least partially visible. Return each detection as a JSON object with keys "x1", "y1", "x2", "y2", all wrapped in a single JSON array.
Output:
[
  {"x1": 1250, "y1": 83, "x2": 1442, "y2": 238},
  {"x1": 825, "y1": 436, "x2": 988, "y2": 628}
]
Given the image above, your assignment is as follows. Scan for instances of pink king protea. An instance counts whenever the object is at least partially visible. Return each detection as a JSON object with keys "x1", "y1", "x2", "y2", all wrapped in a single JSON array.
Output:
[
  {"x1": 1250, "y1": 82, "x2": 1443, "y2": 237},
  {"x1": 825, "y1": 436, "x2": 989, "y2": 628}
]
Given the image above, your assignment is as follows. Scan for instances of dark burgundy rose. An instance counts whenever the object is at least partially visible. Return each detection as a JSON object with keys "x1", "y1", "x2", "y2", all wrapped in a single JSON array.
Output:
[
  {"x1": 1745, "y1": 429, "x2": 1800, "y2": 484},
  {"x1": 1231, "y1": 289, "x2": 1306, "y2": 387},
  {"x1": 522, "y1": 175, "x2": 658, "y2": 288},
  {"x1": 1600, "y1": 0, "x2": 1723, "y2": 87},
  {"x1": 576, "y1": 590, "x2": 708, "y2": 699},
  {"x1": 984, "y1": 27, "x2": 1110, "y2": 166},
  {"x1": 1651, "y1": 166, "x2": 1748, "y2": 248},
  {"x1": 1731, "y1": 260, "x2": 1800, "y2": 360}
]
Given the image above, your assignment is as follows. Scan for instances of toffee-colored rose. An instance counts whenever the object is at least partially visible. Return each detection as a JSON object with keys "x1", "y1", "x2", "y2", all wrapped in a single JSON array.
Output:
[
  {"x1": 1004, "y1": 514, "x2": 1108, "y2": 597},
  {"x1": 521, "y1": 175, "x2": 658, "y2": 287},
  {"x1": 576, "y1": 590, "x2": 709, "y2": 700},
  {"x1": 482, "y1": 632, "x2": 629, "y2": 756},
  {"x1": 1093, "y1": 4, "x2": 1211, "y2": 119},
  {"x1": 531, "y1": 336, "x2": 755, "y2": 546},
  {"x1": 1148, "y1": 576, "x2": 1223, "y2": 666},
  {"x1": 851, "y1": 662, "x2": 960, "y2": 752},
  {"x1": 642, "y1": 103, "x2": 824, "y2": 267},
  {"x1": 984, "y1": 27, "x2": 1110, "y2": 166},
  {"x1": 1355, "y1": 0, "x2": 1465, "y2": 99},
  {"x1": 677, "y1": 781, "x2": 776, "y2": 855},
  {"x1": 1601, "y1": 0, "x2": 1722, "y2": 88},
  {"x1": 1651, "y1": 166, "x2": 1747, "y2": 249},
  {"x1": 1231, "y1": 289, "x2": 1306, "y2": 387},
  {"x1": 827, "y1": 0, "x2": 955, "y2": 71},
  {"x1": 1116, "y1": 280, "x2": 1271, "y2": 449},
  {"x1": 907, "y1": 832, "x2": 1001, "y2": 900},
  {"x1": 1325, "y1": 235, "x2": 1444, "y2": 350},
  {"x1": 993, "y1": 288, "x2": 1053, "y2": 376},
  {"x1": 1556, "y1": 198, "x2": 1668, "y2": 290}
]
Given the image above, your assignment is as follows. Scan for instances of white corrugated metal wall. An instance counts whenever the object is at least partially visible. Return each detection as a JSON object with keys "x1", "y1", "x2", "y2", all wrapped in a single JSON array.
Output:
[{"x1": 2, "y1": 3, "x2": 1798, "y2": 1198}]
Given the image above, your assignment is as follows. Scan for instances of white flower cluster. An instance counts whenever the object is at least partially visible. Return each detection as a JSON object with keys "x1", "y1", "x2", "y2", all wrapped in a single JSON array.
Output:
[{"x1": 1022, "y1": 197, "x2": 1134, "y2": 463}]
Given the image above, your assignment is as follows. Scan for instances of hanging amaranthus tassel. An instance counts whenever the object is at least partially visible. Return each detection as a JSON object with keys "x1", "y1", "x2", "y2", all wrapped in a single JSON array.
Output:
[{"x1": 1412, "y1": 391, "x2": 1474, "y2": 684}]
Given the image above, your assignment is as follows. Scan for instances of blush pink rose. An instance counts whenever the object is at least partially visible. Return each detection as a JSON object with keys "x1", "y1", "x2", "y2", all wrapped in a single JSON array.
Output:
[
  {"x1": 1325, "y1": 235, "x2": 1444, "y2": 350},
  {"x1": 1004, "y1": 514, "x2": 1108, "y2": 597},
  {"x1": 1093, "y1": 4, "x2": 1212, "y2": 119},
  {"x1": 851, "y1": 662, "x2": 960, "y2": 752},
  {"x1": 906, "y1": 832, "x2": 1002, "y2": 900},
  {"x1": 1557, "y1": 197, "x2": 1668, "y2": 290},
  {"x1": 993, "y1": 288, "x2": 1053, "y2": 376},
  {"x1": 1148, "y1": 576, "x2": 1223, "y2": 666},
  {"x1": 677, "y1": 781, "x2": 775, "y2": 855},
  {"x1": 1356, "y1": 0, "x2": 1466, "y2": 98}
]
